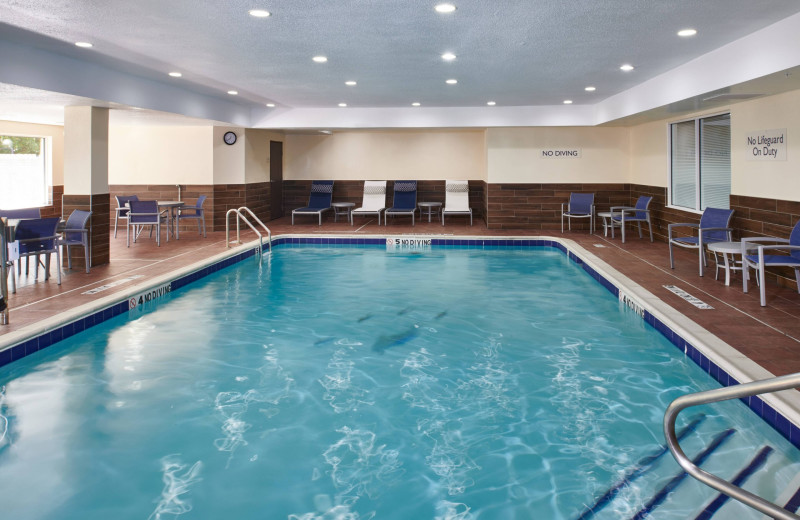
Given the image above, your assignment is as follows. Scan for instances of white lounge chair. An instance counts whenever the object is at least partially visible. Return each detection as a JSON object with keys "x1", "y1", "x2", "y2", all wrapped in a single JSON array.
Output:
[
  {"x1": 441, "y1": 180, "x2": 472, "y2": 226},
  {"x1": 351, "y1": 181, "x2": 386, "y2": 226}
]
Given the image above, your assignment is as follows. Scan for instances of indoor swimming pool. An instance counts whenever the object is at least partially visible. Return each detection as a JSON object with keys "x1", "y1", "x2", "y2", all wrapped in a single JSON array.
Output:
[{"x1": 1, "y1": 243, "x2": 799, "y2": 519}]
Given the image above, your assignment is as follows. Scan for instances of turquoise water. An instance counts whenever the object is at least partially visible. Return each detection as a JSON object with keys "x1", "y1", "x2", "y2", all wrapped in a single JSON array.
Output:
[{"x1": 0, "y1": 245, "x2": 797, "y2": 519}]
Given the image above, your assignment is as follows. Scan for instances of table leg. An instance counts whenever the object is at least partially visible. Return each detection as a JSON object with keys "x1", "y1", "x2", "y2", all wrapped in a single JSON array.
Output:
[{"x1": 723, "y1": 252, "x2": 731, "y2": 286}]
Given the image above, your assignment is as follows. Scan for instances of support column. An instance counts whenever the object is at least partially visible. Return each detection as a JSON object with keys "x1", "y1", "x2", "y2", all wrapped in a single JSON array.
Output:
[{"x1": 63, "y1": 106, "x2": 110, "y2": 269}]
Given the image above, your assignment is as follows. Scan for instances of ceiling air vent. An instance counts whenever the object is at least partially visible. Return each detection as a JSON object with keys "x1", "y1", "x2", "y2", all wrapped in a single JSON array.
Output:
[{"x1": 702, "y1": 93, "x2": 762, "y2": 102}]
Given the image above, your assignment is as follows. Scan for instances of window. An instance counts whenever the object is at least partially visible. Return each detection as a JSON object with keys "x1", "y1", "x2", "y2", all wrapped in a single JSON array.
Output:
[
  {"x1": 669, "y1": 113, "x2": 731, "y2": 211},
  {"x1": 0, "y1": 135, "x2": 51, "y2": 209}
]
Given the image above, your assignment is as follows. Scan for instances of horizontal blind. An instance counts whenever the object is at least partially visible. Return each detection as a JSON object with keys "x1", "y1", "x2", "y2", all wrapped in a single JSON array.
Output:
[
  {"x1": 670, "y1": 120, "x2": 696, "y2": 210},
  {"x1": 700, "y1": 114, "x2": 731, "y2": 210}
]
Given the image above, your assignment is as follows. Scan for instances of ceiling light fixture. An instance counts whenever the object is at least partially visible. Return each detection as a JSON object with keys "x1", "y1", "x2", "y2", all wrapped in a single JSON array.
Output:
[
  {"x1": 584, "y1": 86, "x2": 596, "y2": 92},
  {"x1": 563, "y1": 100, "x2": 573, "y2": 104},
  {"x1": 345, "y1": 80, "x2": 357, "y2": 86},
  {"x1": 338, "y1": 103, "x2": 347, "y2": 107},
  {"x1": 248, "y1": 9, "x2": 271, "y2": 17},
  {"x1": 446, "y1": 79, "x2": 458, "y2": 84},
  {"x1": 266, "y1": 103, "x2": 275, "y2": 107},
  {"x1": 75, "y1": 41, "x2": 93, "y2": 48},
  {"x1": 677, "y1": 28, "x2": 697, "y2": 37},
  {"x1": 442, "y1": 52, "x2": 456, "y2": 61},
  {"x1": 435, "y1": 3, "x2": 456, "y2": 13},
  {"x1": 487, "y1": 101, "x2": 496, "y2": 106},
  {"x1": 412, "y1": 102, "x2": 421, "y2": 106},
  {"x1": 620, "y1": 64, "x2": 634, "y2": 72},
  {"x1": 312, "y1": 56, "x2": 328, "y2": 63},
  {"x1": 168, "y1": 72, "x2": 182, "y2": 77},
  {"x1": 228, "y1": 90, "x2": 238, "y2": 95}
]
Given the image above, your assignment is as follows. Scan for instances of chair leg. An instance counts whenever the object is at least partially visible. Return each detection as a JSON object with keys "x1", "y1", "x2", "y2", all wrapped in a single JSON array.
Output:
[
  {"x1": 84, "y1": 241, "x2": 91, "y2": 273},
  {"x1": 67, "y1": 245, "x2": 73, "y2": 270},
  {"x1": 621, "y1": 217, "x2": 626, "y2": 243},
  {"x1": 759, "y1": 264, "x2": 767, "y2": 306},
  {"x1": 638, "y1": 222, "x2": 643, "y2": 239},
  {"x1": 648, "y1": 220, "x2": 653, "y2": 242},
  {"x1": 56, "y1": 248, "x2": 61, "y2": 285},
  {"x1": 669, "y1": 242, "x2": 675, "y2": 269}
]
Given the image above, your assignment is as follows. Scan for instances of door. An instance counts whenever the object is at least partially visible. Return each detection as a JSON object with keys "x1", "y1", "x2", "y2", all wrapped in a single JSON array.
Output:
[{"x1": 269, "y1": 140, "x2": 283, "y2": 219}]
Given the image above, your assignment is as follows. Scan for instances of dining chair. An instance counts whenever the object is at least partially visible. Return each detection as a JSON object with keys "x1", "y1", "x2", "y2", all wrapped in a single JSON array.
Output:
[
  {"x1": 7, "y1": 217, "x2": 62, "y2": 293},
  {"x1": 114, "y1": 195, "x2": 139, "y2": 238},
  {"x1": 668, "y1": 207, "x2": 734, "y2": 277},
  {"x1": 58, "y1": 210, "x2": 92, "y2": 273},
  {"x1": 127, "y1": 200, "x2": 168, "y2": 247},
  {"x1": 175, "y1": 195, "x2": 207, "y2": 237},
  {"x1": 0, "y1": 207, "x2": 42, "y2": 277},
  {"x1": 561, "y1": 193, "x2": 595, "y2": 234}
]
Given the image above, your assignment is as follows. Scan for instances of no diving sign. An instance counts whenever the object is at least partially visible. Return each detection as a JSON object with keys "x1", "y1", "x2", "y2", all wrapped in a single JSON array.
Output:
[{"x1": 129, "y1": 283, "x2": 172, "y2": 310}]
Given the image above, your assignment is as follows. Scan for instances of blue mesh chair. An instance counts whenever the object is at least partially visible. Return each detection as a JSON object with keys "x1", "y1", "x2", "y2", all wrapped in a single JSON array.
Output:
[
  {"x1": 0, "y1": 207, "x2": 42, "y2": 278},
  {"x1": 561, "y1": 193, "x2": 595, "y2": 234},
  {"x1": 741, "y1": 220, "x2": 800, "y2": 306},
  {"x1": 127, "y1": 200, "x2": 168, "y2": 247},
  {"x1": 176, "y1": 195, "x2": 207, "y2": 237},
  {"x1": 669, "y1": 207, "x2": 734, "y2": 277},
  {"x1": 7, "y1": 217, "x2": 62, "y2": 293},
  {"x1": 57, "y1": 210, "x2": 92, "y2": 273},
  {"x1": 385, "y1": 181, "x2": 418, "y2": 226},
  {"x1": 292, "y1": 181, "x2": 334, "y2": 225},
  {"x1": 610, "y1": 196, "x2": 653, "y2": 243},
  {"x1": 114, "y1": 195, "x2": 139, "y2": 238}
]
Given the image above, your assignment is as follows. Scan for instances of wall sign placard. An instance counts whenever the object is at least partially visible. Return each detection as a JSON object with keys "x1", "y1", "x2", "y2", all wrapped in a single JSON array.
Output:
[
  {"x1": 746, "y1": 128, "x2": 787, "y2": 161},
  {"x1": 540, "y1": 148, "x2": 582, "y2": 159},
  {"x1": 386, "y1": 237, "x2": 432, "y2": 250}
]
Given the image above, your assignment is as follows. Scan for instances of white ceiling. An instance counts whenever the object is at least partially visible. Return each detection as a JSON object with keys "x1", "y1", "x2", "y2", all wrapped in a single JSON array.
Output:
[{"x1": 2, "y1": 0, "x2": 800, "y2": 128}]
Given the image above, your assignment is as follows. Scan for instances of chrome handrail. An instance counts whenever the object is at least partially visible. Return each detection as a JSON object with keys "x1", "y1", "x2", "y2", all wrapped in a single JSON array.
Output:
[
  {"x1": 225, "y1": 208, "x2": 271, "y2": 255},
  {"x1": 664, "y1": 372, "x2": 800, "y2": 520},
  {"x1": 0, "y1": 218, "x2": 8, "y2": 325}
]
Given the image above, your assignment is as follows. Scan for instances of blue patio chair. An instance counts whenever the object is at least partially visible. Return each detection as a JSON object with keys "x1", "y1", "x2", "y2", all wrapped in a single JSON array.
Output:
[
  {"x1": 114, "y1": 195, "x2": 139, "y2": 238},
  {"x1": 6, "y1": 217, "x2": 62, "y2": 293},
  {"x1": 0, "y1": 207, "x2": 42, "y2": 277},
  {"x1": 127, "y1": 200, "x2": 168, "y2": 247},
  {"x1": 610, "y1": 196, "x2": 653, "y2": 243},
  {"x1": 668, "y1": 207, "x2": 734, "y2": 277},
  {"x1": 175, "y1": 195, "x2": 207, "y2": 237},
  {"x1": 292, "y1": 181, "x2": 334, "y2": 225},
  {"x1": 741, "y1": 220, "x2": 800, "y2": 306},
  {"x1": 57, "y1": 209, "x2": 92, "y2": 273},
  {"x1": 561, "y1": 193, "x2": 595, "y2": 234},
  {"x1": 385, "y1": 181, "x2": 418, "y2": 226}
]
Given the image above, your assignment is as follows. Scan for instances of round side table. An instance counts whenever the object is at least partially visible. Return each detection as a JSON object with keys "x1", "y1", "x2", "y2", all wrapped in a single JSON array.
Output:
[
  {"x1": 418, "y1": 202, "x2": 442, "y2": 223},
  {"x1": 332, "y1": 202, "x2": 355, "y2": 224}
]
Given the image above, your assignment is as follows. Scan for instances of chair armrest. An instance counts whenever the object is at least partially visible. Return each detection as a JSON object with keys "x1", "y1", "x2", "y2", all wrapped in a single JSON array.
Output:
[
  {"x1": 698, "y1": 226, "x2": 732, "y2": 233},
  {"x1": 755, "y1": 244, "x2": 800, "y2": 253},
  {"x1": 609, "y1": 206, "x2": 634, "y2": 212},
  {"x1": 667, "y1": 222, "x2": 698, "y2": 240}
]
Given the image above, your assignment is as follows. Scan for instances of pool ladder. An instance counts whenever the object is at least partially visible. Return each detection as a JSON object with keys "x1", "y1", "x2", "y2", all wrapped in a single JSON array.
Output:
[
  {"x1": 664, "y1": 371, "x2": 800, "y2": 519},
  {"x1": 225, "y1": 207, "x2": 272, "y2": 257},
  {"x1": 0, "y1": 218, "x2": 9, "y2": 325}
]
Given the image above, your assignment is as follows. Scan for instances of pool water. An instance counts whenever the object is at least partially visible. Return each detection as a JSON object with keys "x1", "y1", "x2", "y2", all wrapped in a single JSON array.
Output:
[{"x1": 0, "y1": 245, "x2": 798, "y2": 519}]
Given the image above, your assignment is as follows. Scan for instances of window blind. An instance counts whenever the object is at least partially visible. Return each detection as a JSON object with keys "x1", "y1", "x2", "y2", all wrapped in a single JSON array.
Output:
[
  {"x1": 670, "y1": 120, "x2": 696, "y2": 209},
  {"x1": 700, "y1": 114, "x2": 731, "y2": 210}
]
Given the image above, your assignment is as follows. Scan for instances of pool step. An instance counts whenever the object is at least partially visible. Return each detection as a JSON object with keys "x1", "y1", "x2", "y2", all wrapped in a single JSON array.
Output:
[{"x1": 580, "y1": 414, "x2": 800, "y2": 520}]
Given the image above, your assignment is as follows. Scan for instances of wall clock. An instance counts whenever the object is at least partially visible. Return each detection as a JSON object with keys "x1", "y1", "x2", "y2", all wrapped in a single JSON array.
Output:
[{"x1": 223, "y1": 131, "x2": 237, "y2": 145}]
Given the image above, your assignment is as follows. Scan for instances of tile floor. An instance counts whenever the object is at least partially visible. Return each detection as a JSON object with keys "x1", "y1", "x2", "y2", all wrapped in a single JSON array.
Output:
[{"x1": 3, "y1": 215, "x2": 800, "y2": 378}]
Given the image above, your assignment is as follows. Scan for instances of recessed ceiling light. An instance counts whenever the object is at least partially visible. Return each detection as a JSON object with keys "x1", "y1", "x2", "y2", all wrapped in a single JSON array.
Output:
[
  {"x1": 446, "y1": 79, "x2": 458, "y2": 84},
  {"x1": 248, "y1": 9, "x2": 271, "y2": 17},
  {"x1": 435, "y1": 3, "x2": 456, "y2": 13},
  {"x1": 168, "y1": 72, "x2": 182, "y2": 78},
  {"x1": 338, "y1": 103, "x2": 347, "y2": 107},
  {"x1": 442, "y1": 52, "x2": 456, "y2": 61},
  {"x1": 487, "y1": 101, "x2": 496, "y2": 106},
  {"x1": 75, "y1": 41, "x2": 93, "y2": 48},
  {"x1": 563, "y1": 100, "x2": 573, "y2": 104},
  {"x1": 412, "y1": 102, "x2": 421, "y2": 107},
  {"x1": 266, "y1": 103, "x2": 275, "y2": 107},
  {"x1": 312, "y1": 56, "x2": 328, "y2": 63},
  {"x1": 228, "y1": 90, "x2": 238, "y2": 95},
  {"x1": 677, "y1": 28, "x2": 697, "y2": 37},
  {"x1": 345, "y1": 80, "x2": 357, "y2": 86},
  {"x1": 584, "y1": 86, "x2": 596, "y2": 92},
  {"x1": 620, "y1": 64, "x2": 634, "y2": 72}
]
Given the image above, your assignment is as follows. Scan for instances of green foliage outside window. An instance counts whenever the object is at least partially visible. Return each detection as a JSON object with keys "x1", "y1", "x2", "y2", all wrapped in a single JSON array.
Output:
[{"x1": 0, "y1": 136, "x2": 42, "y2": 155}]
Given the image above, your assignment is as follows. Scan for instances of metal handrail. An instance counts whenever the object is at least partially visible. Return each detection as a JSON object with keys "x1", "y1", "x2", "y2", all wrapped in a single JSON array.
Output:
[
  {"x1": 664, "y1": 372, "x2": 800, "y2": 520},
  {"x1": 225, "y1": 208, "x2": 271, "y2": 255},
  {"x1": 0, "y1": 218, "x2": 8, "y2": 325}
]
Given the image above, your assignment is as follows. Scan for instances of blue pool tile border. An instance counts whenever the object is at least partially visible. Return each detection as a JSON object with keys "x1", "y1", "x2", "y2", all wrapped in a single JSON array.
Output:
[{"x1": 1, "y1": 235, "x2": 798, "y2": 449}]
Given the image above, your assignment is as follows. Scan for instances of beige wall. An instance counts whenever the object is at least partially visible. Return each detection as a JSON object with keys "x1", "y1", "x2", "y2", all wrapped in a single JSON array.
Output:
[
  {"x1": 628, "y1": 88, "x2": 800, "y2": 203},
  {"x1": 212, "y1": 126, "x2": 245, "y2": 184},
  {"x1": 284, "y1": 129, "x2": 486, "y2": 181},
  {"x1": 731, "y1": 89, "x2": 800, "y2": 201},
  {"x1": 0, "y1": 119, "x2": 64, "y2": 186},
  {"x1": 486, "y1": 127, "x2": 630, "y2": 184},
  {"x1": 244, "y1": 129, "x2": 284, "y2": 184},
  {"x1": 109, "y1": 125, "x2": 213, "y2": 184}
]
